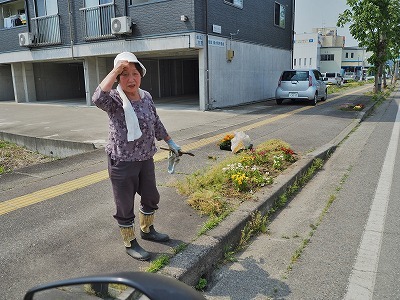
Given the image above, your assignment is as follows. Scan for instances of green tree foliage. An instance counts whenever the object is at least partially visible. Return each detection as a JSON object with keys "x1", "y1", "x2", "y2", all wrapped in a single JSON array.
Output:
[{"x1": 337, "y1": 0, "x2": 400, "y2": 91}]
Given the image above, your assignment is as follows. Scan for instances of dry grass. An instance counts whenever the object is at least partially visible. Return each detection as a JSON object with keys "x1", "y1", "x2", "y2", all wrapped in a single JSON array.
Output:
[{"x1": 0, "y1": 140, "x2": 54, "y2": 174}]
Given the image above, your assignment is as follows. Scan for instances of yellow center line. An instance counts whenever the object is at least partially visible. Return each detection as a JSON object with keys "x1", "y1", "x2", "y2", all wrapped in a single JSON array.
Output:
[{"x1": 0, "y1": 86, "x2": 371, "y2": 216}]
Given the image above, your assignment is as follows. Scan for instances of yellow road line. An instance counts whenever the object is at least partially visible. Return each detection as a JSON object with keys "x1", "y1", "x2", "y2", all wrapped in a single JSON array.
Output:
[{"x1": 0, "y1": 86, "x2": 371, "y2": 216}]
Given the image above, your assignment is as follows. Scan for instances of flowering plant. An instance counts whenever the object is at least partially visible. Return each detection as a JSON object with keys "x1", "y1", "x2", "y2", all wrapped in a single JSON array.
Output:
[
  {"x1": 231, "y1": 172, "x2": 249, "y2": 191},
  {"x1": 177, "y1": 139, "x2": 298, "y2": 216},
  {"x1": 281, "y1": 147, "x2": 297, "y2": 162},
  {"x1": 339, "y1": 103, "x2": 365, "y2": 111},
  {"x1": 219, "y1": 134, "x2": 235, "y2": 150},
  {"x1": 273, "y1": 154, "x2": 284, "y2": 170},
  {"x1": 222, "y1": 162, "x2": 273, "y2": 192},
  {"x1": 353, "y1": 104, "x2": 365, "y2": 111}
]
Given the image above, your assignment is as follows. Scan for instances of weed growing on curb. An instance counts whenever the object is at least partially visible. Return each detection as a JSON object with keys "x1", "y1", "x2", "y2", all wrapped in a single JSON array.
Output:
[
  {"x1": 146, "y1": 254, "x2": 170, "y2": 273},
  {"x1": 223, "y1": 245, "x2": 238, "y2": 263},
  {"x1": 146, "y1": 244, "x2": 189, "y2": 274},
  {"x1": 195, "y1": 278, "x2": 207, "y2": 291},
  {"x1": 372, "y1": 84, "x2": 395, "y2": 107},
  {"x1": 198, "y1": 210, "x2": 232, "y2": 236},
  {"x1": 269, "y1": 158, "x2": 324, "y2": 216},
  {"x1": 173, "y1": 243, "x2": 188, "y2": 254},
  {"x1": 237, "y1": 211, "x2": 268, "y2": 251},
  {"x1": 220, "y1": 211, "x2": 268, "y2": 264}
]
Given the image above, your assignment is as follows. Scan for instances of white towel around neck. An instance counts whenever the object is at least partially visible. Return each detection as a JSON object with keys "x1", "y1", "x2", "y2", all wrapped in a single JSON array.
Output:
[{"x1": 117, "y1": 84, "x2": 143, "y2": 141}]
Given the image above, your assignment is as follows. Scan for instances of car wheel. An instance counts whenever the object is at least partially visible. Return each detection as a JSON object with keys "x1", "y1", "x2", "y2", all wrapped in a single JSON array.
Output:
[
  {"x1": 311, "y1": 93, "x2": 317, "y2": 106},
  {"x1": 276, "y1": 99, "x2": 283, "y2": 105}
]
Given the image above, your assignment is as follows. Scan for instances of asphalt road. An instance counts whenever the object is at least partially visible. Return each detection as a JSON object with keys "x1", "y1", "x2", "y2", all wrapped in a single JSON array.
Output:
[
  {"x1": 0, "y1": 84, "x2": 381, "y2": 299},
  {"x1": 204, "y1": 88, "x2": 400, "y2": 299}
]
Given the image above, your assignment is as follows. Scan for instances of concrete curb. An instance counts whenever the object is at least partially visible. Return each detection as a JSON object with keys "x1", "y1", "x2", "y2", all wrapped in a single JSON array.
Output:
[
  {"x1": 161, "y1": 101, "x2": 377, "y2": 287},
  {"x1": 0, "y1": 132, "x2": 96, "y2": 158}
]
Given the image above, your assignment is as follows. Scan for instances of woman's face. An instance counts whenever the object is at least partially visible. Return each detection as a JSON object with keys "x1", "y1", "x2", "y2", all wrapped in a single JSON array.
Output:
[{"x1": 119, "y1": 63, "x2": 142, "y2": 99}]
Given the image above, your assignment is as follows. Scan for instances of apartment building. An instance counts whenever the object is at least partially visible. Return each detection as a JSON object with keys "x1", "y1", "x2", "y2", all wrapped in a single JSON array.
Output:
[{"x1": 0, "y1": 0, "x2": 294, "y2": 110}]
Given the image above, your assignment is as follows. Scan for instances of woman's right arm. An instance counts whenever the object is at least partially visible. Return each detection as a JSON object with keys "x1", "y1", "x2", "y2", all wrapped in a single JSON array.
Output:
[{"x1": 92, "y1": 61, "x2": 128, "y2": 111}]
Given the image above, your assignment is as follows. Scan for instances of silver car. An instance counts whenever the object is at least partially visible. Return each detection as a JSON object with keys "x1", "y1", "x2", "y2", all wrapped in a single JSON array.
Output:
[
  {"x1": 324, "y1": 72, "x2": 343, "y2": 86},
  {"x1": 343, "y1": 71, "x2": 359, "y2": 83},
  {"x1": 275, "y1": 69, "x2": 328, "y2": 105}
]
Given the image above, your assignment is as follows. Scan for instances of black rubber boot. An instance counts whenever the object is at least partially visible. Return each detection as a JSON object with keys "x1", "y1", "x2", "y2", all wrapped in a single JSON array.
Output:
[
  {"x1": 126, "y1": 239, "x2": 150, "y2": 261},
  {"x1": 140, "y1": 225, "x2": 170, "y2": 242}
]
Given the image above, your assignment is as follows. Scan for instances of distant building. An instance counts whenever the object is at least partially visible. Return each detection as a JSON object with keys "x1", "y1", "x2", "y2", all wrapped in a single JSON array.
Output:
[
  {"x1": 293, "y1": 33, "x2": 321, "y2": 70},
  {"x1": 341, "y1": 47, "x2": 373, "y2": 77},
  {"x1": 293, "y1": 27, "x2": 372, "y2": 78}
]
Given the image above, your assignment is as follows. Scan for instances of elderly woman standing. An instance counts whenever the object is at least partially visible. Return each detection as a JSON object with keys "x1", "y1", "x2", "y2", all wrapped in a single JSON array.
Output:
[{"x1": 92, "y1": 52, "x2": 180, "y2": 261}]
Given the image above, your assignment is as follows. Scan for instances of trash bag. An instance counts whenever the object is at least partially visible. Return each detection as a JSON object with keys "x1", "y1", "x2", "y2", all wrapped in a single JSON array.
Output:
[{"x1": 231, "y1": 131, "x2": 252, "y2": 153}]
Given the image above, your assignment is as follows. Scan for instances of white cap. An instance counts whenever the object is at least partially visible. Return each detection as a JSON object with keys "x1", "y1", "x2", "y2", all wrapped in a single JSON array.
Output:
[{"x1": 114, "y1": 52, "x2": 146, "y2": 77}]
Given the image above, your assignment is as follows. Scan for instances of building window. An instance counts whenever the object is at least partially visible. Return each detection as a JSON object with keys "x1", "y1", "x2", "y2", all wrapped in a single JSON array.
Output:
[
  {"x1": 345, "y1": 53, "x2": 349, "y2": 58},
  {"x1": 0, "y1": 0, "x2": 26, "y2": 29},
  {"x1": 309, "y1": 58, "x2": 312, "y2": 65},
  {"x1": 299, "y1": 58, "x2": 302, "y2": 66},
  {"x1": 224, "y1": 0, "x2": 243, "y2": 9},
  {"x1": 35, "y1": 0, "x2": 59, "y2": 16},
  {"x1": 294, "y1": 59, "x2": 296, "y2": 66},
  {"x1": 321, "y1": 54, "x2": 334, "y2": 61},
  {"x1": 351, "y1": 53, "x2": 354, "y2": 58},
  {"x1": 304, "y1": 58, "x2": 306, "y2": 66},
  {"x1": 85, "y1": 0, "x2": 113, "y2": 6},
  {"x1": 274, "y1": 2, "x2": 285, "y2": 28}
]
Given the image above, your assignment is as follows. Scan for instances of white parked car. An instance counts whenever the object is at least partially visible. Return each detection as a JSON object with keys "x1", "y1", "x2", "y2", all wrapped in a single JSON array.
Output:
[
  {"x1": 343, "y1": 72, "x2": 359, "y2": 83},
  {"x1": 324, "y1": 72, "x2": 343, "y2": 85},
  {"x1": 275, "y1": 69, "x2": 328, "y2": 106}
]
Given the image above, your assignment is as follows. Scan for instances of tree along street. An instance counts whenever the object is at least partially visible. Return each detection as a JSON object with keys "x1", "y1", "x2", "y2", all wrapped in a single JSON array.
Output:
[{"x1": 204, "y1": 89, "x2": 400, "y2": 299}]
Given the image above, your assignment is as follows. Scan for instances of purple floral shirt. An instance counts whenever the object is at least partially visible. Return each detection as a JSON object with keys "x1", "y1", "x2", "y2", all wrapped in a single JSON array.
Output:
[{"x1": 92, "y1": 86, "x2": 168, "y2": 161}]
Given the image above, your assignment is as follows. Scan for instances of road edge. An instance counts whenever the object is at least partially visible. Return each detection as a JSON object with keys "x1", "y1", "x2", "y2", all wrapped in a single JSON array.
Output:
[{"x1": 161, "y1": 100, "x2": 376, "y2": 287}]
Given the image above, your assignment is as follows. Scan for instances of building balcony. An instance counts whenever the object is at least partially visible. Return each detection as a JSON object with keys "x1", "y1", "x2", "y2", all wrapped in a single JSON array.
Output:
[
  {"x1": 80, "y1": 3, "x2": 115, "y2": 41},
  {"x1": 31, "y1": 14, "x2": 61, "y2": 46}
]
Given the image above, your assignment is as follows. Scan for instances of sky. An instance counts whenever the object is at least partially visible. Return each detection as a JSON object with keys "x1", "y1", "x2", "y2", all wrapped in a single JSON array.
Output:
[{"x1": 295, "y1": 0, "x2": 359, "y2": 47}]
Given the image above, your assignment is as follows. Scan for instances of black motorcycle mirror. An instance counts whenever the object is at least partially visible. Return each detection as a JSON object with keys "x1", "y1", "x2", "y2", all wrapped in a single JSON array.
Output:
[{"x1": 24, "y1": 272, "x2": 205, "y2": 300}]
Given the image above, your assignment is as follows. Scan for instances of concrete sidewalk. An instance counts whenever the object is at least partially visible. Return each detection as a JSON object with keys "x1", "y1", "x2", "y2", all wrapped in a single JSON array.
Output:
[
  {"x1": 0, "y1": 86, "x2": 379, "y2": 290},
  {"x1": 0, "y1": 99, "x2": 273, "y2": 157}
]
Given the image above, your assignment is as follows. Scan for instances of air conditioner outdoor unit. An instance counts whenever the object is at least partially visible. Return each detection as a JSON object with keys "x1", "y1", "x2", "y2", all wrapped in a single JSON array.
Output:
[
  {"x1": 111, "y1": 16, "x2": 132, "y2": 34},
  {"x1": 19, "y1": 32, "x2": 34, "y2": 46}
]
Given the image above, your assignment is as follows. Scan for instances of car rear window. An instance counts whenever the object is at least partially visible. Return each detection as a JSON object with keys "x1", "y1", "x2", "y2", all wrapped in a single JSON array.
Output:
[{"x1": 281, "y1": 71, "x2": 309, "y2": 81}]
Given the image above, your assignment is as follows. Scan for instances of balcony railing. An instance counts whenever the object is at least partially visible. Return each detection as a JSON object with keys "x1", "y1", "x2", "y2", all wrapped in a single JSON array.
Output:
[
  {"x1": 80, "y1": 3, "x2": 115, "y2": 40},
  {"x1": 31, "y1": 14, "x2": 61, "y2": 46}
]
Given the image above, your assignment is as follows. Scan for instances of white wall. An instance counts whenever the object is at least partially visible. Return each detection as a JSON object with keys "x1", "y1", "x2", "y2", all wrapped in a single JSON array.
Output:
[
  {"x1": 320, "y1": 47, "x2": 343, "y2": 73},
  {"x1": 293, "y1": 33, "x2": 320, "y2": 70},
  {"x1": 207, "y1": 37, "x2": 291, "y2": 108}
]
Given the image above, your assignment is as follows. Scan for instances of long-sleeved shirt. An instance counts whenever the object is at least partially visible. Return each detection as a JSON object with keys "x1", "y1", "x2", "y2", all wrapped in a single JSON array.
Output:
[{"x1": 92, "y1": 86, "x2": 168, "y2": 161}]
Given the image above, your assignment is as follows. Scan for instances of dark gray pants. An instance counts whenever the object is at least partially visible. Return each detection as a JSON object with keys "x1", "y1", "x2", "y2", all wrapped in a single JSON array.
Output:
[{"x1": 108, "y1": 156, "x2": 160, "y2": 226}]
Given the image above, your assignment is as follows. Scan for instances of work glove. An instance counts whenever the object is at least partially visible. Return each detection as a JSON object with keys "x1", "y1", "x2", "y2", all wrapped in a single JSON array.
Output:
[{"x1": 166, "y1": 139, "x2": 181, "y2": 155}]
